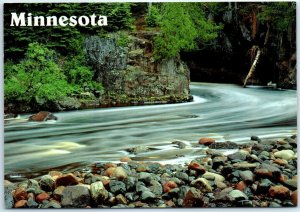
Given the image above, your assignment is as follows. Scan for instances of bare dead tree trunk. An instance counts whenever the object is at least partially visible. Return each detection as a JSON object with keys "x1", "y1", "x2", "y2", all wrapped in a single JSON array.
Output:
[{"x1": 243, "y1": 48, "x2": 261, "y2": 87}]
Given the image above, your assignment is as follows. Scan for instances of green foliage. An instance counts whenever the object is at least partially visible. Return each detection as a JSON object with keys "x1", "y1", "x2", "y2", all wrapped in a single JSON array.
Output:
[
  {"x1": 4, "y1": 43, "x2": 72, "y2": 104},
  {"x1": 154, "y1": 3, "x2": 221, "y2": 60},
  {"x1": 116, "y1": 31, "x2": 129, "y2": 47},
  {"x1": 258, "y1": 2, "x2": 296, "y2": 31},
  {"x1": 145, "y1": 5, "x2": 161, "y2": 27}
]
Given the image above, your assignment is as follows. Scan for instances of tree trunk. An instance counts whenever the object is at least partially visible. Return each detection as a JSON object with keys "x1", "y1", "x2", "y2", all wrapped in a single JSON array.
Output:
[{"x1": 243, "y1": 48, "x2": 261, "y2": 87}]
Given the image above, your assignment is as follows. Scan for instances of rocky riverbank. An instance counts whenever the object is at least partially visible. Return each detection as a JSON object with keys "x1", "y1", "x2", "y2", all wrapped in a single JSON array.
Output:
[{"x1": 4, "y1": 135, "x2": 297, "y2": 208}]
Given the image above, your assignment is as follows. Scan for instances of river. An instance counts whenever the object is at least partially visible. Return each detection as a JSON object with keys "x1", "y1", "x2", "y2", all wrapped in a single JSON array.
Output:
[{"x1": 4, "y1": 82, "x2": 297, "y2": 180}]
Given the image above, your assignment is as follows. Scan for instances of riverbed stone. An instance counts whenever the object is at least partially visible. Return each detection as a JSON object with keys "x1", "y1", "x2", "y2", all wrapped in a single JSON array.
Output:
[
  {"x1": 4, "y1": 187, "x2": 14, "y2": 208},
  {"x1": 13, "y1": 187, "x2": 28, "y2": 202},
  {"x1": 182, "y1": 187, "x2": 204, "y2": 207},
  {"x1": 39, "y1": 175, "x2": 55, "y2": 191},
  {"x1": 228, "y1": 189, "x2": 248, "y2": 201},
  {"x1": 90, "y1": 181, "x2": 109, "y2": 204},
  {"x1": 198, "y1": 137, "x2": 215, "y2": 146},
  {"x1": 163, "y1": 181, "x2": 177, "y2": 193},
  {"x1": 235, "y1": 181, "x2": 247, "y2": 191},
  {"x1": 14, "y1": 200, "x2": 27, "y2": 208},
  {"x1": 112, "y1": 167, "x2": 128, "y2": 180},
  {"x1": 109, "y1": 180, "x2": 126, "y2": 194},
  {"x1": 202, "y1": 172, "x2": 225, "y2": 183},
  {"x1": 291, "y1": 190, "x2": 297, "y2": 206},
  {"x1": 191, "y1": 178, "x2": 212, "y2": 192},
  {"x1": 149, "y1": 180, "x2": 163, "y2": 196},
  {"x1": 188, "y1": 161, "x2": 206, "y2": 174},
  {"x1": 175, "y1": 171, "x2": 189, "y2": 182},
  {"x1": 138, "y1": 172, "x2": 152, "y2": 184},
  {"x1": 36, "y1": 192, "x2": 50, "y2": 203},
  {"x1": 269, "y1": 185, "x2": 290, "y2": 199},
  {"x1": 274, "y1": 150, "x2": 295, "y2": 160},
  {"x1": 239, "y1": 170, "x2": 254, "y2": 183},
  {"x1": 28, "y1": 111, "x2": 57, "y2": 122},
  {"x1": 61, "y1": 185, "x2": 91, "y2": 208},
  {"x1": 227, "y1": 151, "x2": 247, "y2": 161},
  {"x1": 141, "y1": 190, "x2": 156, "y2": 201},
  {"x1": 55, "y1": 173, "x2": 79, "y2": 187}
]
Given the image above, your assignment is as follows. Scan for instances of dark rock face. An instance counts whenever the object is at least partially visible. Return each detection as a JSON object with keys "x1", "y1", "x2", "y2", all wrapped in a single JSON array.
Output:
[{"x1": 85, "y1": 32, "x2": 190, "y2": 103}]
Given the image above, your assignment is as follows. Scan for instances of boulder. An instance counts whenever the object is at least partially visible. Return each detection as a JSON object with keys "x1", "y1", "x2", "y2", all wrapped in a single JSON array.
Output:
[
  {"x1": 28, "y1": 111, "x2": 57, "y2": 122},
  {"x1": 61, "y1": 185, "x2": 91, "y2": 208}
]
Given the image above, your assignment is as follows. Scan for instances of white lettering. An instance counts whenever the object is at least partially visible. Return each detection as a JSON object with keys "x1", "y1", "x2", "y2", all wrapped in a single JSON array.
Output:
[{"x1": 10, "y1": 12, "x2": 26, "y2": 26}]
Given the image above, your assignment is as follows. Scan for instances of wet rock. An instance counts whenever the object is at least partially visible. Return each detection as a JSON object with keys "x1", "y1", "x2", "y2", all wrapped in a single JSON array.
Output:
[
  {"x1": 53, "y1": 186, "x2": 65, "y2": 201},
  {"x1": 39, "y1": 175, "x2": 55, "y2": 191},
  {"x1": 269, "y1": 185, "x2": 290, "y2": 199},
  {"x1": 202, "y1": 172, "x2": 225, "y2": 183},
  {"x1": 116, "y1": 194, "x2": 128, "y2": 205},
  {"x1": 36, "y1": 192, "x2": 50, "y2": 203},
  {"x1": 27, "y1": 197, "x2": 38, "y2": 208},
  {"x1": 109, "y1": 180, "x2": 126, "y2": 194},
  {"x1": 212, "y1": 156, "x2": 227, "y2": 169},
  {"x1": 239, "y1": 170, "x2": 254, "y2": 183},
  {"x1": 291, "y1": 190, "x2": 297, "y2": 206},
  {"x1": 125, "y1": 176, "x2": 136, "y2": 191},
  {"x1": 4, "y1": 188, "x2": 14, "y2": 208},
  {"x1": 235, "y1": 181, "x2": 247, "y2": 191},
  {"x1": 163, "y1": 181, "x2": 177, "y2": 193},
  {"x1": 28, "y1": 111, "x2": 57, "y2": 122},
  {"x1": 55, "y1": 174, "x2": 79, "y2": 187},
  {"x1": 43, "y1": 200, "x2": 62, "y2": 208},
  {"x1": 175, "y1": 171, "x2": 189, "y2": 182},
  {"x1": 228, "y1": 189, "x2": 248, "y2": 201},
  {"x1": 191, "y1": 178, "x2": 212, "y2": 193},
  {"x1": 216, "y1": 181, "x2": 227, "y2": 189},
  {"x1": 269, "y1": 202, "x2": 282, "y2": 207},
  {"x1": 13, "y1": 187, "x2": 28, "y2": 202},
  {"x1": 14, "y1": 200, "x2": 27, "y2": 208},
  {"x1": 274, "y1": 150, "x2": 295, "y2": 161},
  {"x1": 172, "y1": 140, "x2": 187, "y2": 149},
  {"x1": 149, "y1": 180, "x2": 163, "y2": 196},
  {"x1": 188, "y1": 161, "x2": 206, "y2": 174},
  {"x1": 182, "y1": 187, "x2": 205, "y2": 207},
  {"x1": 215, "y1": 187, "x2": 233, "y2": 201},
  {"x1": 127, "y1": 145, "x2": 149, "y2": 154},
  {"x1": 61, "y1": 185, "x2": 91, "y2": 208},
  {"x1": 198, "y1": 137, "x2": 215, "y2": 146},
  {"x1": 283, "y1": 179, "x2": 297, "y2": 190},
  {"x1": 112, "y1": 167, "x2": 128, "y2": 180},
  {"x1": 90, "y1": 181, "x2": 109, "y2": 204},
  {"x1": 227, "y1": 151, "x2": 247, "y2": 161},
  {"x1": 274, "y1": 158, "x2": 288, "y2": 166},
  {"x1": 141, "y1": 190, "x2": 156, "y2": 201},
  {"x1": 104, "y1": 167, "x2": 116, "y2": 177},
  {"x1": 120, "y1": 156, "x2": 132, "y2": 162},
  {"x1": 232, "y1": 162, "x2": 258, "y2": 169},
  {"x1": 138, "y1": 172, "x2": 152, "y2": 184},
  {"x1": 251, "y1": 136, "x2": 261, "y2": 142},
  {"x1": 209, "y1": 141, "x2": 238, "y2": 149},
  {"x1": 257, "y1": 178, "x2": 273, "y2": 193}
]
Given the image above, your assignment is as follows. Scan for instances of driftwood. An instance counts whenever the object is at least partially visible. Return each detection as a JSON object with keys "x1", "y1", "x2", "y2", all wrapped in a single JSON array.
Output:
[{"x1": 243, "y1": 46, "x2": 261, "y2": 87}]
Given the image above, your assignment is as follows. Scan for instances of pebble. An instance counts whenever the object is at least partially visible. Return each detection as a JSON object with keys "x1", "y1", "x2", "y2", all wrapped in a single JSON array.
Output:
[
  {"x1": 116, "y1": 194, "x2": 128, "y2": 204},
  {"x1": 90, "y1": 181, "x2": 109, "y2": 204},
  {"x1": 228, "y1": 151, "x2": 247, "y2": 161},
  {"x1": 182, "y1": 187, "x2": 205, "y2": 207},
  {"x1": 138, "y1": 172, "x2": 152, "y2": 184},
  {"x1": 36, "y1": 192, "x2": 50, "y2": 203},
  {"x1": 39, "y1": 175, "x2": 55, "y2": 191},
  {"x1": 235, "y1": 181, "x2": 247, "y2": 191},
  {"x1": 120, "y1": 156, "x2": 132, "y2": 162},
  {"x1": 228, "y1": 189, "x2": 248, "y2": 201},
  {"x1": 55, "y1": 174, "x2": 79, "y2": 187},
  {"x1": 149, "y1": 180, "x2": 163, "y2": 196},
  {"x1": 239, "y1": 170, "x2": 254, "y2": 183},
  {"x1": 109, "y1": 180, "x2": 126, "y2": 194},
  {"x1": 188, "y1": 161, "x2": 206, "y2": 174},
  {"x1": 140, "y1": 190, "x2": 156, "y2": 201},
  {"x1": 4, "y1": 187, "x2": 14, "y2": 208},
  {"x1": 61, "y1": 185, "x2": 91, "y2": 208},
  {"x1": 291, "y1": 190, "x2": 297, "y2": 206},
  {"x1": 163, "y1": 181, "x2": 178, "y2": 193},
  {"x1": 274, "y1": 150, "x2": 295, "y2": 161},
  {"x1": 14, "y1": 200, "x2": 27, "y2": 208},
  {"x1": 43, "y1": 200, "x2": 62, "y2": 208},
  {"x1": 53, "y1": 186, "x2": 65, "y2": 200},
  {"x1": 26, "y1": 197, "x2": 38, "y2": 208},
  {"x1": 269, "y1": 185, "x2": 290, "y2": 199},
  {"x1": 190, "y1": 178, "x2": 212, "y2": 193},
  {"x1": 13, "y1": 188, "x2": 28, "y2": 202},
  {"x1": 112, "y1": 167, "x2": 128, "y2": 180},
  {"x1": 198, "y1": 137, "x2": 215, "y2": 146},
  {"x1": 202, "y1": 172, "x2": 225, "y2": 183}
]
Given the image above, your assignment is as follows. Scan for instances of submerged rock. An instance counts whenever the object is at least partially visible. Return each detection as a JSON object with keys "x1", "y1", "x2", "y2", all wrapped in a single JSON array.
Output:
[{"x1": 28, "y1": 111, "x2": 57, "y2": 122}]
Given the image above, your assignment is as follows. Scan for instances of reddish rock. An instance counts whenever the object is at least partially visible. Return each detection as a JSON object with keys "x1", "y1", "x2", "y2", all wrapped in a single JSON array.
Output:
[
  {"x1": 198, "y1": 137, "x2": 215, "y2": 146},
  {"x1": 55, "y1": 174, "x2": 79, "y2": 187},
  {"x1": 254, "y1": 169, "x2": 273, "y2": 179},
  {"x1": 183, "y1": 187, "x2": 205, "y2": 207},
  {"x1": 188, "y1": 161, "x2": 206, "y2": 174},
  {"x1": 163, "y1": 181, "x2": 177, "y2": 193},
  {"x1": 28, "y1": 111, "x2": 57, "y2": 122},
  {"x1": 279, "y1": 174, "x2": 288, "y2": 183},
  {"x1": 291, "y1": 190, "x2": 297, "y2": 206},
  {"x1": 104, "y1": 167, "x2": 116, "y2": 177},
  {"x1": 166, "y1": 200, "x2": 176, "y2": 207},
  {"x1": 235, "y1": 181, "x2": 247, "y2": 191},
  {"x1": 14, "y1": 200, "x2": 27, "y2": 208},
  {"x1": 269, "y1": 185, "x2": 290, "y2": 199},
  {"x1": 104, "y1": 163, "x2": 117, "y2": 169},
  {"x1": 120, "y1": 156, "x2": 132, "y2": 162},
  {"x1": 273, "y1": 158, "x2": 288, "y2": 166},
  {"x1": 36, "y1": 192, "x2": 50, "y2": 203},
  {"x1": 13, "y1": 188, "x2": 28, "y2": 202}
]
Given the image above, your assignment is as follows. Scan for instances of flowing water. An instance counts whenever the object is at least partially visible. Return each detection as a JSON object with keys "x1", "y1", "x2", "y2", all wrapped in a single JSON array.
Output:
[{"x1": 4, "y1": 82, "x2": 297, "y2": 180}]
